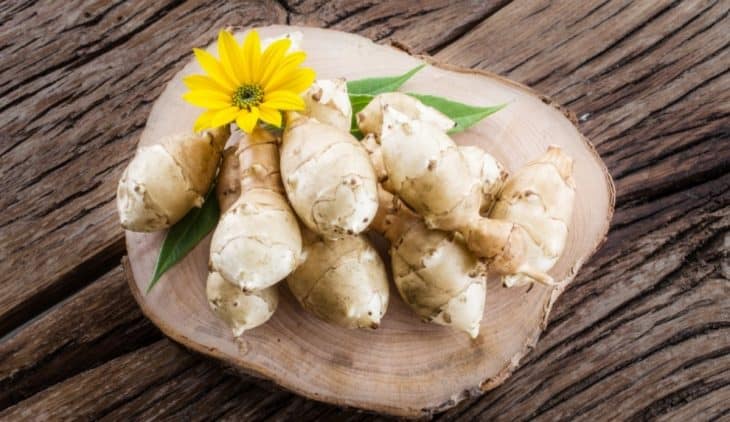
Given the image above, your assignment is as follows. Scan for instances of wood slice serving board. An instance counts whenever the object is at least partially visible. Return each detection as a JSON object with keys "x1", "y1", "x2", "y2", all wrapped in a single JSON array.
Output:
[{"x1": 125, "y1": 25, "x2": 615, "y2": 418}]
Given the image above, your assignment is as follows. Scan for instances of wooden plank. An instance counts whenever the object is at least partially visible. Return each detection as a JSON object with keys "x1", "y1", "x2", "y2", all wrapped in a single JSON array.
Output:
[
  {"x1": 0, "y1": 340, "x2": 198, "y2": 421},
  {"x1": 97, "y1": 357, "x2": 269, "y2": 421},
  {"x1": 285, "y1": 0, "x2": 512, "y2": 53},
  {"x1": 0, "y1": 0, "x2": 287, "y2": 336},
  {"x1": 0, "y1": 266, "x2": 160, "y2": 409}
]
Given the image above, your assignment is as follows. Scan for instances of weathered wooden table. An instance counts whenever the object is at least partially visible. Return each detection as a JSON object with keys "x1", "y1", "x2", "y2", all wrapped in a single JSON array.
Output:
[{"x1": 1, "y1": 1, "x2": 728, "y2": 420}]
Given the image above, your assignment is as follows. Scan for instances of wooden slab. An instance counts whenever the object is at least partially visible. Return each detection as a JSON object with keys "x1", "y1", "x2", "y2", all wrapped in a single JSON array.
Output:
[{"x1": 124, "y1": 25, "x2": 614, "y2": 417}]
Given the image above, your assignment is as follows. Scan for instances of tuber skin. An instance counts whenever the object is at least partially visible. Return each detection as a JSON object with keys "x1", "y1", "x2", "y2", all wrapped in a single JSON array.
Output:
[
  {"x1": 208, "y1": 123, "x2": 392, "y2": 334},
  {"x1": 117, "y1": 126, "x2": 230, "y2": 232},
  {"x1": 459, "y1": 145, "x2": 509, "y2": 215},
  {"x1": 209, "y1": 127, "x2": 303, "y2": 291},
  {"x1": 280, "y1": 113, "x2": 379, "y2": 239},
  {"x1": 215, "y1": 146, "x2": 241, "y2": 211},
  {"x1": 357, "y1": 92, "x2": 455, "y2": 137},
  {"x1": 206, "y1": 144, "x2": 279, "y2": 336},
  {"x1": 206, "y1": 271, "x2": 278, "y2": 336},
  {"x1": 490, "y1": 146, "x2": 575, "y2": 287},
  {"x1": 364, "y1": 105, "x2": 553, "y2": 285},
  {"x1": 302, "y1": 79, "x2": 352, "y2": 131},
  {"x1": 365, "y1": 134, "x2": 487, "y2": 337},
  {"x1": 370, "y1": 188, "x2": 486, "y2": 338},
  {"x1": 362, "y1": 134, "x2": 508, "y2": 213},
  {"x1": 287, "y1": 231, "x2": 390, "y2": 329}
]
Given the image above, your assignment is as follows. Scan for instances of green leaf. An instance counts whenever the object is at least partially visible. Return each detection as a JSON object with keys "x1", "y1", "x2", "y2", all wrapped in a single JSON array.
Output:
[
  {"x1": 349, "y1": 93, "x2": 375, "y2": 139},
  {"x1": 407, "y1": 93, "x2": 506, "y2": 134},
  {"x1": 147, "y1": 189, "x2": 220, "y2": 293},
  {"x1": 347, "y1": 64, "x2": 425, "y2": 95},
  {"x1": 350, "y1": 93, "x2": 375, "y2": 116},
  {"x1": 345, "y1": 65, "x2": 505, "y2": 138}
]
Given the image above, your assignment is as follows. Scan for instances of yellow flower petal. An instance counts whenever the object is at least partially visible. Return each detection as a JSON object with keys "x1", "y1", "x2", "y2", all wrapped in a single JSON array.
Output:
[
  {"x1": 193, "y1": 48, "x2": 237, "y2": 91},
  {"x1": 266, "y1": 68, "x2": 315, "y2": 94},
  {"x1": 183, "y1": 75, "x2": 230, "y2": 93},
  {"x1": 258, "y1": 38, "x2": 291, "y2": 87},
  {"x1": 258, "y1": 105, "x2": 282, "y2": 127},
  {"x1": 183, "y1": 90, "x2": 232, "y2": 109},
  {"x1": 193, "y1": 110, "x2": 218, "y2": 132},
  {"x1": 211, "y1": 106, "x2": 240, "y2": 127},
  {"x1": 185, "y1": 27, "x2": 316, "y2": 134},
  {"x1": 263, "y1": 52, "x2": 306, "y2": 91},
  {"x1": 236, "y1": 107, "x2": 260, "y2": 133},
  {"x1": 241, "y1": 30, "x2": 262, "y2": 83},
  {"x1": 218, "y1": 30, "x2": 246, "y2": 85},
  {"x1": 262, "y1": 90, "x2": 305, "y2": 111},
  {"x1": 280, "y1": 51, "x2": 306, "y2": 69}
]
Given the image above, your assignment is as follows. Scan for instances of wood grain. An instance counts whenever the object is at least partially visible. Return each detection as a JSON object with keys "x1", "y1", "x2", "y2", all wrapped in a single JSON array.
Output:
[
  {"x1": 1, "y1": 0, "x2": 727, "y2": 420},
  {"x1": 0, "y1": 267, "x2": 159, "y2": 409},
  {"x1": 285, "y1": 0, "x2": 511, "y2": 54}
]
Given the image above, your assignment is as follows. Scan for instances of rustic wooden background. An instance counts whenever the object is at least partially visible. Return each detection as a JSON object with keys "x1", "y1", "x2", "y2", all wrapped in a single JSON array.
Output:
[{"x1": 1, "y1": 0, "x2": 728, "y2": 420}]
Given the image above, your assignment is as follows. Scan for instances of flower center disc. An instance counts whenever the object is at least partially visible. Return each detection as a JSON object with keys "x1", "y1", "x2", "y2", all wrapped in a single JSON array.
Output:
[{"x1": 232, "y1": 84, "x2": 264, "y2": 109}]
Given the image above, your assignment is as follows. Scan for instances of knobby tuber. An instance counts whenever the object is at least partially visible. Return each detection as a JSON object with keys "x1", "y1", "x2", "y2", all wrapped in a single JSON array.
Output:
[
  {"x1": 371, "y1": 189, "x2": 486, "y2": 338},
  {"x1": 207, "y1": 271, "x2": 279, "y2": 336},
  {"x1": 280, "y1": 113, "x2": 378, "y2": 239},
  {"x1": 367, "y1": 105, "x2": 553, "y2": 285},
  {"x1": 209, "y1": 127, "x2": 303, "y2": 291},
  {"x1": 209, "y1": 128, "x2": 389, "y2": 334},
  {"x1": 362, "y1": 134, "x2": 508, "y2": 213},
  {"x1": 363, "y1": 135, "x2": 499, "y2": 337},
  {"x1": 459, "y1": 145, "x2": 508, "y2": 215},
  {"x1": 302, "y1": 78, "x2": 352, "y2": 131},
  {"x1": 287, "y1": 231, "x2": 390, "y2": 329},
  {"x1": 206, "y1": 145, "x2": 280, "y2": 336},
  {"x1": 491, "y1": 146, "x2": 575, "y2": 287},
  {"x1": 357, "y1": 92, "x2": 455, "y2": 137},
  {"x1": 117, "y1": 126, "x2": 230, "y2": 232}
]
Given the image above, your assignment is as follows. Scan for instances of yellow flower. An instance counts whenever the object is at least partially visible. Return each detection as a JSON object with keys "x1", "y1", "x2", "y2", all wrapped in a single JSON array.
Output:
[{"x1": 183, "y1": 29, "x2": 315, "y2": 133}]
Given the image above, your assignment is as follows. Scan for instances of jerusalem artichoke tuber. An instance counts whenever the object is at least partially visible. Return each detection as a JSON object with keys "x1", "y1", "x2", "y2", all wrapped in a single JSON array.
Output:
[
  {"x1": 206, "y1": 144, "x2": 280, "y2": 336},
  {"x1": 459, "y1": 145, "x2": 508, "y2": 215},
  {"x1": 280, "y1": 113, "x2": 379, "y2": 239},
  {"x1": 215, "y1": 128, "x2": 388, "y2": 330},
  {"x1": 362, "y1": 134, "x2": 508, "y2": 213},
  {"x1": 364, "y1": 105, "x2": 553, "y2": 285},
  {"x1": 365, "y1": 133, "x2": 488, "y2": 336},
  {"x1": 362, "y1": 137, "x2": 508, "y2": 336},
  {"x1": 490, "y1": 146, "x2": 575, "y2": 287},
  {"x1": 302, "y1": 79, "x2": 352, "y2": 131},
  {"x1": 209, "y1": 127, "x2": 303, "y2": 291},
  {"x1": 215, "y1": 146, "x2": 241, "y2": 211},
  {"x1": 117, "y1": 126, "x2": 230, "y2": 232},
  {"x1": 371, "y1": 188, "x2": 486, "y2": 338},
  {"x1": 206, "y1": 271, "x2": 278, "y2": 336},
  {"x1": 287, "y1": 231, "x2": 389, "y2": 329},
  {"x1": 357, "y1": 92, "x2": 455, "y2": 137}
]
